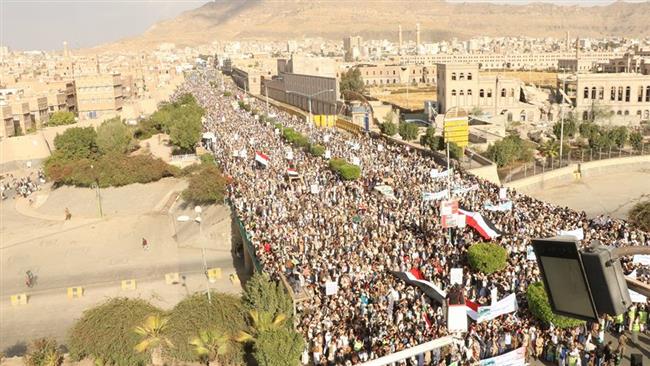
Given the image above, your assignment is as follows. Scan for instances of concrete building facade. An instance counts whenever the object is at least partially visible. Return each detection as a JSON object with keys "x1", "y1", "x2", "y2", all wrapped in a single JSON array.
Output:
[
  {"x1": 75, "y1": 74, "x2": 123, "y2": 120},
  {"x1": 354, "y1": 64, "x2": 436, "y2": 86}
]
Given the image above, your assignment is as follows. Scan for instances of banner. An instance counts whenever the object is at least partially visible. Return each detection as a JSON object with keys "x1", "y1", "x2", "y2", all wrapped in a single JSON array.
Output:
[
  {"x1": 468, "y1": 293, "x2": 518, "y2": 323},
  {"x1": 484, "y1": 201, "x2": 513, "y2": 212},
  {"x1": 422, "y1": 189, "x2": 449, "y2": 201},
  {"x1": 430, "y1": 169, "x2": 450, "y2": 179},
  {"x1": 391, "y1": 269, "x2": 447, "y2": 303},
  {"x1": 325, "y1": 281, "x2": 338, "y2": 296},
  {"x1": 450, "y1": 268, "x2": 463, "y2": 285},
  {"x1": 499, "y1": 187, "x2": 508, "y2": 201},
  {"x1": 374, "y1": 185, "x2": 396, "y2": 200},
  {"x1": 558, "y1": 228, "x2": 584, "y2": 241},
  {"x1": 448, "y1": 304, "x2": 468, "y2": 333},
  {"x1": 526, "y1": 245, "x2": 536, "y2": 261},
  {"x1": 479, "y1": 347, "x2": 526, "y2": 366},
  {"x1": 633, "y1": 255, "x2": 650, "y2": 266},
  {"x1": 453, "y1": 184, "x2": 479, "y2": 195}
]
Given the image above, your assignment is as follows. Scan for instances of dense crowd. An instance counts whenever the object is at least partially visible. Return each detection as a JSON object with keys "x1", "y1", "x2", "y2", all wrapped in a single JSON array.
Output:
[
  {"x1": 177, "y1": 71, "x2": 649, "y2": 365},
  {"x1": 0, "y1": 169, "x2": 45, "y2": 200}
]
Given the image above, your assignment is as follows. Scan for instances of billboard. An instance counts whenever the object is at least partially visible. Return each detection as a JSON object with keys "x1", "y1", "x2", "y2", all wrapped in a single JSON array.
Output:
[{"x1": 443, "y1": 116, "x2": 469, "y2": 147}]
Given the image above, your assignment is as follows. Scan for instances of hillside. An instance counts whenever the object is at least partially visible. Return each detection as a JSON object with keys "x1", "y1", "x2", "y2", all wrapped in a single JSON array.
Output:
[{"x1": 97, "y1": 0, "x2": 650, "y2": 51}]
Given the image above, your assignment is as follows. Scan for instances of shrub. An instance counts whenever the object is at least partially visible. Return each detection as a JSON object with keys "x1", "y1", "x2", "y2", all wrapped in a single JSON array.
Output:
[
  {"x1": 254, "y1": 327, "x2": 304, "y2": 366},
  {"x1": 448, "y1": 142, "x2": 463, "y2": 160},
  {"x1": 45, "y1": 154, "x2": 179, "y2": 188},
  {"x1": 26, "y1": 338, "x2": 63, "y2": 366},
  {"x1": 199, "y1": 153, "x2": 216, "y2": 166},
  {"x1": 53, "y1": 127, "x2": 98, "y2": 160},
  {"x1": 329, "y1": 158, "x2": 347, "y2": 171},
  {"x1": 164, "y1": 292, "x2": 245, "y2": 365},
  {"x1": 309, "y1": 144, "x2": 326, "y2": 157},
  {"x1": 467, "y1": 243, "x2": 507, "y2": 275},
  {"x1": 486, "y1": 135, "x2": 533, "y2": 167},
  {"x1": 420, "y1": 127, "x2": 437, "y2": 149},
  {"x1": 629, "y1": 131, "x2": 643, "y2": 151},
  {"x1": 338, "y1": 163, "x2": 361, "y2": 180},
  {"x1": 379, "y1": 121, "x2": 398, "y2": 136},
  {"x1": 526, "y1": 282, "x2": 585, "y2": 329},
  {"x1": 183, "y1": 165, "x2": 227, "y2": 204},
  {"x1": 398, "y1": 122, "x2": 419, "y2": 141},
  {"x1": 223, "y1": 91, "x2": 232, "y2": 97},
  {"x1": 629, "y1": 200, "x2": 650, "y2": 232},
  {"x1": 67, "y1": 298, "x2": 162, "y2": 366},
  {"x1": 553, "y1": 117, "x2": 577, "y2": 139},
  {"x1": 243, "y1": 273, "x2": 293, "y2": 318},
  {"x1": 48, "y1": 111, "x2": 76, "y2": 126},
  {"x1": 96, "y1": 117, "x2": 135, "y2": 155}
]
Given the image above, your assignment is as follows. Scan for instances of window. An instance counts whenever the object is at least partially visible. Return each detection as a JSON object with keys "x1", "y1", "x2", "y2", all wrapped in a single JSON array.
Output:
[
  {"x1": 451, "y1": 89, "x2": 457, "y2": 96},
  {"x1": 611, "y1": 87, "x2": 616, "y2": 101},
  {"x1": 584, "y1": 87, "x2": 589, "y2": 99},
  {"x1": 459, "y1": 72, "x2": 465, "y2": 80},
  {"x1": 591, "y1": 87, "x2": 597, "y2": 100},
  {"x1": 645, "y1": 110, "x2": 650, "y2": 119},
  {"x1": 624, "y1": 110, "x2": 629, "y2": 116},
  {"x1": 637, "y1": 110, "x2": 643, "y2": 117},
  {"x1": 618, "y1": 86, "x2": 623, "y2": 101},
  {"x1": 479, "y1": 89, "x2": 485, "y2": 98},
  {"x1": 487, "y1": 89, "x2": 492, "y2": 98},
  {"x1": 510, "y1": 88, "x2": 515, "y2": 98},
  {"x1": 599, "y1": 87, "x2": 604, "y2": 100},
  {"x1": 451, "y1": 72, "x2": 457, "y2": 80},
  {"x1": 646, "y1": 86, "x2": 650, "y2": 102},
  {"x1": 501, "y1": 88, "x2": 507, "y2": 97},
  {"x1": 616, "y1": 110, "x2": 622, "y2": 115},
  {"x1": 625, "y1": 86, "x2": 631, "y2": 102},
  {"x1": 468, "y1": 73, "x2": 473, "y2": 80},
  {"x1": 393, "y1": 70, "x2": 396, "y2": 75},
  {"x1": 467, "y1": 89, "x2": 472, "y2": 96},
  {"x1": 583, "y1": 111, "x2": 589, "y2": 121},
  {"x1": 459, "y1": 90, "x2": 465, "y2": 96},
  {"x1": 638, "y1": 86, "x2": 644, "y2": 102}
]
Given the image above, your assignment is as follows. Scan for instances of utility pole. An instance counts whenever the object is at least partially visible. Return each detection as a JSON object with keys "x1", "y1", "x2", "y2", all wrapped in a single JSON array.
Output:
[{"x1": 265, "y1": 84, "x2": 269, "y2": 114}]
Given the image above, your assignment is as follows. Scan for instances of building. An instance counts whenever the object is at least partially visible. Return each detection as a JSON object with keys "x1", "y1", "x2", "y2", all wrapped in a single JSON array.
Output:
[
  {"x1": 231, "y1": 67, "x2": 262, "y2": 95},
  {"x1": 353, "y1": 64, "x2": 436, "y2": 86},
  {"x1": 344, "y1": 36, "x2": 363, "y2": 62},
  {"x1": 436, "y1": 63, "x2": 539, "y2": 122},
  {"x1": 27, "y1": 96, "x2": 49, "y2": 127},
  {"x1": 0, "y1": 106, "x2": 15, "y2": 138},
  {"x1": 9, "y1": 101, "x2": 34, "y2": 134},
  {"x1": 558, "y1": 58, "x2": 597, "y2": 73},
  {"x1": 561, "y1": 72, "x2": 650, "y2": 122},
  {"x1": 75, "y1": 74, "x2": 123, "y2": 120}
]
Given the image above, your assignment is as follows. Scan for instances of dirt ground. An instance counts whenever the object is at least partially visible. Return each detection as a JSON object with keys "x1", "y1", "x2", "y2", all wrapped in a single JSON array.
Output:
[
  {"x1": 367, "y1": 86, "x2": 437, "y2": 111},
  {"x1": 481, "y1": 71, "x2": 557, "y2": 88}
]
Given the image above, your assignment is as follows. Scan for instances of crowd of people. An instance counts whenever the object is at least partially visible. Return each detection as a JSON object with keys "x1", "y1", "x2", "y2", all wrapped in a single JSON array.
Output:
[
  {"x1": 177, "y1": 71, "x2": 648, "y2": 365},
  {"x1": 0, "y1": 169, "x2": 45, "y2": 200}
]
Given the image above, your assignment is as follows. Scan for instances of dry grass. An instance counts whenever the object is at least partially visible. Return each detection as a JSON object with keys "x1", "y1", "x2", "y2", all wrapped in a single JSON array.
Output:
[
  {"x1": 482, "y1": 71, "x2": 557, "y2": 88},
  {"x1": 367, "y1": 86, "x2": 437, "y2": 110}
]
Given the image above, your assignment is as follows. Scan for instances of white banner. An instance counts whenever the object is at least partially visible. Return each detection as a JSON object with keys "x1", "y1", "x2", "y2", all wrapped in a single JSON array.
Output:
[
  {"x1": 453, "y1": 184, "x2": 479, "y2": 195},
  {"x1": 479, "y1": 347, "x2": 526, "y2": 366},
  {"x1": 324, "y1": 150, "x2": 331, "y2": 159},
  {"x1": 310, "y1": 184, "x2": 320, "y2": 194},
  {"x1": 526, "y1": 245, "x2": 536, "y2": 261},
  {"x1": 422, "y1": 189, "x2": 449, "y2": 202},
  {"x1": 447, "y1": 304, "x2": 468, "y2": 333},
  {"x1": 430, "y1": 169, "x2": 450, "y2": 179},
  {"x1": 558, "y1": 228, "x2": 584, "y2": 241},
  {"x1": 351, "y1": 156, "x2": 361, "y2": 166},
  {"x1": 484, "y1": 201, "x2": 513, "y2": 212},
  {"x1": 499, "y1": 187, "x2": 508, "y2": 201},
  {"x1": 374, "y1": 185, "x2": 396, "y2": 200},
  {"x1": 325, "y1": 281, "x2": 338, "y2": 296},
  {"x1": 632, "y1": 255, "x2": 650, "y2": 266},
  {"x1": 476, "y1": 293, "x2": 517, "y2": 323},
  {"x1": 450, "y1": 268, "x2": 463, "y2": 285}
]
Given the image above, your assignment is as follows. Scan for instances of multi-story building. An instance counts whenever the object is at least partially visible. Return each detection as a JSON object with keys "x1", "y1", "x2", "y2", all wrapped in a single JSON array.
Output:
[
  {"x1": 27, "y1": 96, "x2": 49, "y2": 127},
  {"x1": 352, "y1": 64, "x2": 436, "y2": 86},
  {"x1": 9, "y1": 101, "x2": 34, "y2": 134},
  {"x1": 437, "y1": 63, "x2": 539, "y2": 122},
  {"x1": 0, "y1": 106, "x2": 15, "y2": 138},
  {"x1": 344, "y1": 36, "x2": 363, "y2": 61},
  {"x1": 75, "y1": 74, "x2": 123, "y2": 120},
  {"x1": 562, "y1": 72, "x2": 650, "y2": 122},
  {"x1": 231, "y1": 67, "x2": 262, "y2": 95}
]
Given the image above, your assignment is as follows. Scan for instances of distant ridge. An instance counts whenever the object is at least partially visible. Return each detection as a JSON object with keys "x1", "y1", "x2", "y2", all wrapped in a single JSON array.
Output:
[{"x1": 93, "y1": 0, "x2": 649, "y2": 51}]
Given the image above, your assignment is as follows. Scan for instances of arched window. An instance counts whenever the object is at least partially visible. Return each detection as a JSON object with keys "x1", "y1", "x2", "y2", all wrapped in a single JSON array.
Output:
[
  {"x1": 487, "y1": 89, "x2": 493, "y2": 98},
  {"x1": 510, "y1": 88, "x2": 515, "y2": 98},
  {"x1": 501, "y1": 88, "x2": 507, "y2": 97},
  {"x1": 459, "y1": 72, "x2": 465, "y2": 80},
  {"x1": 459, "y1": 90, "x2": 465, "y2": 96},
  {"x1": 583, "y1": 111, "x2": 589, "y2": 121},
  {"x1": 451, "y1": 89, "x2": 457, "y2": 96},
  {"x1": 467, "y1": 89, "x2": 472, "y2": 96},
  {"x1": 584, "y1": 87, "x2": 589, "y2": 99},
  {"x1": 451, "y1": 72, "x2": 457, "y2": 80},
  {"x1": 624, "y1": 110, "x2": 629, "y2": 116},
  {"x1": 618, "y1": 86, "x2": 623, "y2": 101},
  {"x1": 644, "y1": 110, "x2": 650, "y2": 119},
  {"x1": 625, "y1": 86, "x2": 631, "y2": 102},
  {"x1": 646, "y1": 86, "x2": 650, "y2": 102},
  {"x1": 598, "y1": 87, "x2": 604, "y2": 100},
  {"x1": 507, "y1": 112, "x2": 513, "y2": 122},
  {"x1": 479, "y1": 89, "x2": 485, "y2": 98},
  {"x1": 638, "y1": 86, "x2": 644, "y2": 102},
  {"x1": 637, "y1": 110, "x2": 642, "y2": 117},
  {"x1": 468, "y1": 73, "x2": 473, "y2": 80},
  {"x1": 611, "y1": 87, "x2": 616, "y2": 101},
  {"x1": 616, "y1": 110, "x2": 622, "y2": 115},
  {"x1": 591, "y1": 87, "x2": 597, "y2": 100}
]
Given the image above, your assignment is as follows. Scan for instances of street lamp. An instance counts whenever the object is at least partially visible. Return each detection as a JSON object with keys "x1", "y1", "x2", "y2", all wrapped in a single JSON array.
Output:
[
  {"x1": 177, "y1": 205, "x2": 212, "y2": 304},
  {"x1": 89, "y1": 164, "x2": 103, "y2": 218},
  {"x1": 286, "y1": 89, "x2": 335, "y2": 124},
  {"x1": 558, "y1": 67, "x2": 570, "y2": 167}
]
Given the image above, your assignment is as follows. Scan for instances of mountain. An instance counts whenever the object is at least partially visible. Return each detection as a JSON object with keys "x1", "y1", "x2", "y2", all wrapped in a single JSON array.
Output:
[{"x1": 99, "y1": 0, "x2": 650, "y2": 51}]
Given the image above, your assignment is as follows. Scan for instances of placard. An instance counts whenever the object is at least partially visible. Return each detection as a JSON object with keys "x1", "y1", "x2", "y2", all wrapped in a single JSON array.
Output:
[
  {"x1": 324, "y1": 150, "x2": 331, "y2": 159},
  {"x1": 450, "y1": 268, "x2": 463, "y2": 285},
  {"x1": 310, "y1": 184, "x2": 320, "y2": 194},
  {"x1": 325, "y1": 281, "x2": 338, "y2": 296}
]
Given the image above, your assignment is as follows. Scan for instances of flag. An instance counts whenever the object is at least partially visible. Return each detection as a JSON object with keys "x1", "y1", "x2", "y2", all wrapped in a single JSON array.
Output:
[
  {"x1": 286, "y1": 168, "x2": 299, "y2": 177},
  {"x1": 391, "y1": 269, "x2": 447, "y2": 303},
  {"x1": 255, "y1": 151, "x2": 269, "y2": 166},
  {"x1": 466, "y1": 299, "x2": 480, "y2": 321},
  {"x1": 458, "y1": 207, "x2": 502, "y2": 240}
]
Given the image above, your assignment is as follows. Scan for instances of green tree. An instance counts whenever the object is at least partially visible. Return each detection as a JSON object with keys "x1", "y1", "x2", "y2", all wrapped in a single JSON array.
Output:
[
  {"x1": 96, "y1": 117, "x2": 134, "y2": 155},
  {"x1": 169, "y1": 113, "x2": 202, "y2": 152},
  {"x1": 53, "y1": 127, "x2": 98, "y2": 160},
  {"x1": 235, "y1": 310, "x2": 304, "y2": 366},
  {"x1": 629, "y1": 131, "x2": 643, "y2": 151},
  {"x1": 448, "y1": 142, "x2": 463, "y2": 160},
  {"x1": 538, "y1": 139, "x2": 560, "y2": 159},
  {"x1": 609, "y1": 126, "x2": 628, "y2": 148},
  {"x1": 243, "y1": 272, "x2": 293, "y2": 319},
  {"x1": 398, "y1": 122, "x2": 419, "y2": 141},
  {"x1": 48, "y1": 111, "x2": 76, "y2": 126},
  {"x1": 420, "y1": 127, "x2": 437, "y2": 149},
  {"x1": 189, "y1": 330, "x2": 231, "y2": 366},
  {"x1": 340, "y1": 68, "x2": 364, "y2": 96},
  {"x1": 26, "y1": 339, "x2": 63, "y2": 366},
  {"x1": 553, "y1": 116, "x2": 577, "y2": 139},
  {"x1": 467, "y1": 243, "x2": 508, "y2": 275},
  {"x1": 183, "y1": 165, "x2": 227, "y2": 204},
  {"x1": 628, "y1": 200, "x2": 650, "y2": 232},
  {"x1": 68, "y1": 298, "x2": 162, "y2": 366},
  {"x1": 200, "y1": 153, "x2": 216, "y2": 165},
  {"x1": 527, "y1": 282, "x2": 585, "y2": 328},
  {"x1": 486, "y1": 135, "x2": 532, "y2": 167},
  {"x1": 379, "y1": 121, "x2": 398, "y2": 136},
  {"x1": 309, "y1": 144, "x2": 326, "y2": 157},
  {"x1": 134, "y1": 315, "x2": 174, "y2": 366}
]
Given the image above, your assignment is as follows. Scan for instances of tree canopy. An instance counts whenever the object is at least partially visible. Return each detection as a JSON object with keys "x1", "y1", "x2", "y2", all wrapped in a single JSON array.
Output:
[
  {"x1": 340, "y1": 68, "x2": 364, "y2": 96},
  {"x1": 628, "y1": 200, "x2": 650, "y2": 232},
  {"x1": 182, "y1": 165, "x2": 227, "y2": 204},
  {"x1": 96, "y1": 117, "x2": 135, "y2": 155},
  {"x1": 526, "y1": 282, "x2": 585, "y2": 329},
  {"x1": 486, "y1": 135, "x2": 533, "y2": 167},
  {"x1": 53, "y1": 127, "x2": 98, "y2": 160},
  {"x1": 467, "y1": 243, "x2": 508, "y2": 275},
  {"x1": 48, "y1": 111, "x2": 76, "y2": 126}
]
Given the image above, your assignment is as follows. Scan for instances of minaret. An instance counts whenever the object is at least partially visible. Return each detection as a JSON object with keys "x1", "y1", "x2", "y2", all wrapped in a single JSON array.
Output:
[
  {"x1": 398, "y1": 24, "x2": 403, "y2": 53},
  {"x1": 575, "y1": 36, "x2": 580, "y2": 61},
  {"x1": 63, "y1": 41, "x2": 69, "y2": 58},
  {"x1": 416, "y1": 23, "x2": 421, "y2": 47}
]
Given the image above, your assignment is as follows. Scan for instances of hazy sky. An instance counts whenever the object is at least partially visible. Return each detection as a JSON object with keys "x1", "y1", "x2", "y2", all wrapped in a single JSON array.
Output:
[{"x1": 1, "y1": 0, "x2": 645, "y2": 51}]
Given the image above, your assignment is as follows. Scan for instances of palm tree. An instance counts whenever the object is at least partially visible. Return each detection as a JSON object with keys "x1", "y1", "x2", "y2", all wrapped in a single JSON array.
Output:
[
  {"x1": 234, "y1": 310, "x2": 287, "y2": 344},
  {"x1": 538, "y1": 139, "x2": 560, "y2": 159},
  {"x1": 134, "y1": 314, "x2": 173, "y2": 366},
  {"x1": 190, "y1": 329, "x2": 231, "y2": 366}
]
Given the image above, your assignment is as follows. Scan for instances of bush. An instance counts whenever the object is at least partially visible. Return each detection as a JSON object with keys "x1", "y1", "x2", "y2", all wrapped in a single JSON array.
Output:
[
  {"x1": 486, "y1": 135, "x2": 533, "y2": 167},
  {"x1": 53, "y1": 127, "x2": 98, "y2": 160},
  {"x1": 68, "y1": 298, "x2": 162, "y2": 365},
  {"x1": 309, "y1": 144, "x2": 326, "y2": 157},
  {"x1": 26, "y1": 338, "x2": 63, "y2": 366},
  {"x1": 254, "y1": 327, "x2": 304, "y2": 366},
  {"x1": 243, "y1": 273, "x2": 293, "y2": 318},
  {"x1": 448, "y1": 142, "x2": 463, "y2": 160},
  {"x1": 223, "y1": 91, "x2": 232, "y2": 97},
  {"x1": 553, "y1": 117, "x2": 577, "y2": 139},
  {"x1": 398, "y1": 122, "x2": 419, "y2": 141},
  {"x1": 420, "y1": 127, "x2": 437, "y2": 149},
  {"x1": 182, "y1": 165, "x2": 227, "y2": 204},
  {"x1": 526, "y1": 282, "x2": 585, "y2": 329},
  {"x1": 338, "y1": 163, "x2": 361, "y2": 180},
  {"x1": 45, "y1": 154, "x2": 179, "y2": 188},
  {"x1": 164, "y1": 292, "x2": 245, "y2": 365},
  {"x1": 628, "y1": 200, "x2": 650, "y2": 232},
  {"x1": 96, "y1": 117, "x2": 135, "y2": 155},
  {"x1": 199, "y1": 153, "x2": 216, "y2": 166},
  {"x1": 629, "y1": 131, "x2": 643, "y2": 151},
  {"x1": 48, "y1": 111, "x2": 76, "y2": 126},
  {"x1": 379, "y1": 121, "x2": 398, "y2": 136},
  {"x1": 467, "y1": 243, "x2": 507, "y2": 275},
  {"x1": 329, "y1": 158, "x2": 347, "y2": 171}
]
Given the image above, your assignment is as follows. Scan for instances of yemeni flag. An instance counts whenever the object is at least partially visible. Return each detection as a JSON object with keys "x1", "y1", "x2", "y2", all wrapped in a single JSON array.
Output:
[
  {"x1": 391, "y1": 268, "x2": 447, "y2": 303},
  {"x1": 466, "y1": 298, "x2": 480, "y2": 321},
  {"x1": 458, "y1": 207, "x2": 502, "y2": 240},
  {"x1": 286, "y1": 168, "x2": 299, "y2": 177},
  {"x1": 255, "y1": 151, "x2": 270, "y2": 167}
]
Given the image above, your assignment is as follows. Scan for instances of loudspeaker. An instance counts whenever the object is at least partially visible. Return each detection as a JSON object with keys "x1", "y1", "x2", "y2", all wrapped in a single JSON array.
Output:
[{"x1": 631, "y1": 353, "x2": 643, "y2": 366}]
